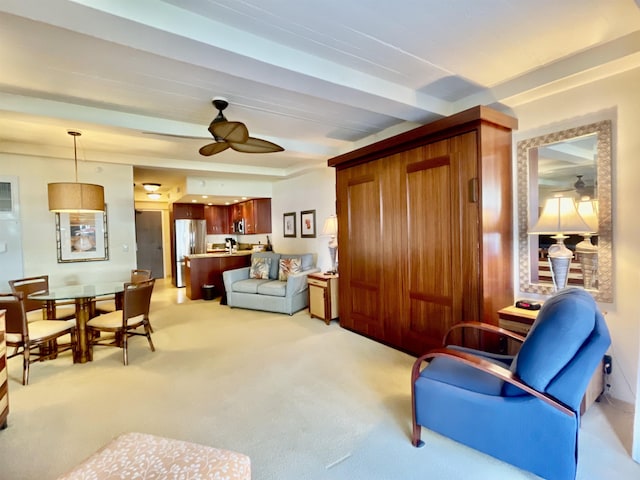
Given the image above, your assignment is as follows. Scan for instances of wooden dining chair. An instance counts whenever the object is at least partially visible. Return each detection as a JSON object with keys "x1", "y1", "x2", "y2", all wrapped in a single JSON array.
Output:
[
  {"x1": 87, "y1": 278, "x2": 155, "y2": 365},
  {"x1": 0, "y1": 292, "x2": 76, "y2": 385},
  {"x1": 9, "y1": 275, "x2": 75, "y2": 322},
  {"x1": 93, "y1": 269, "x2": 153, "y2": 315}
]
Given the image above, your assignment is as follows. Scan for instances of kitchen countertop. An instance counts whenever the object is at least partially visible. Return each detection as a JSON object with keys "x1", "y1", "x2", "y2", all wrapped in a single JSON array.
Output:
[{"x1": 188, "y1": 251, "x2": 253, "y2": 259}]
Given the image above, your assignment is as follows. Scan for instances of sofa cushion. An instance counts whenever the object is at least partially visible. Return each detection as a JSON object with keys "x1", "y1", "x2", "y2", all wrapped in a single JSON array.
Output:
[
  {"x1": 278, "y1": 257, "x2": 302, "y2": 281},
  {"x1": 232, "y1": 279, "x2": 270, "y2": 294},
  {"x1": 281, "y1": 253, "x2": 314, "y2": 271},
  {"x1": 257, "y1": 280, "x2": 287, "y2": 297},
  {"x1": 252, "y1": 252, "x2": 281, "y2": 279},
  {"x1": 249, "y1": 257, "x2": 271, "y2": 279}
]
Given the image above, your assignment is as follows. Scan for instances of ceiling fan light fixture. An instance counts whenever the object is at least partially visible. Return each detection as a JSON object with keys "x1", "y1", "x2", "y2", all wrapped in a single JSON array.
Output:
[{"x1": 48, "y1": 131, "x2": 105, "y2": 212}]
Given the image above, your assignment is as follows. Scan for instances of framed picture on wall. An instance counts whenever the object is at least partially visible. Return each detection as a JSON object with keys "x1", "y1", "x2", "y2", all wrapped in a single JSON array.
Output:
[
  {"x1": 300, "y1": 209, "x2": 316, "y2": 238},
  {"x1": 56, "y1": 207, "x2": 109, "y2": 263},
  {"x1": 283, "y1": 212, "x2": 296, "y2": 237}
]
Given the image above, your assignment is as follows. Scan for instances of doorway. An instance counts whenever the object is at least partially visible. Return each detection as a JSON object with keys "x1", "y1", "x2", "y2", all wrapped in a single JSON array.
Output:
[{"x1": 135, "y1": 210, "x2": 164, "y2": 278}]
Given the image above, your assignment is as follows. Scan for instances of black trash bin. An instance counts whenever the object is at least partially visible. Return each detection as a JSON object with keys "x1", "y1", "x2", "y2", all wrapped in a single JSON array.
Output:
[{"x1": 201, "y1": 284, "x2": 216, "y2": 301}]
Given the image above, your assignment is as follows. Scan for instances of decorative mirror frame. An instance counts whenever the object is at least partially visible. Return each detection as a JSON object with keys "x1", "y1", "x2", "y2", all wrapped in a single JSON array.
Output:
[{"x1": 517, "y1": 120, "x2": 613, "y2": 302}]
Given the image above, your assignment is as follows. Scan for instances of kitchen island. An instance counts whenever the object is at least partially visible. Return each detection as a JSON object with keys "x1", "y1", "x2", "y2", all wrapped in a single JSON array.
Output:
[{"x1": 185, "y1": 251, "x2": 252, "y2": 303}]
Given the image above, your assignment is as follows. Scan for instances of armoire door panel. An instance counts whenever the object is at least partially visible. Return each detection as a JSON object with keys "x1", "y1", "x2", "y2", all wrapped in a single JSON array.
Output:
[
  {"x1": 452, "y1": 133, "x2": 481, "y2": 330},
  {"x1": 403, "y1": 143, "x2": 459, "y2": 348},
  {"x1": 406, "y1": 155, "x2": 454, "y2": 300},
  {"x1": 379, "y1": 152, "x2": 408, "y2": 345},
  {"x1": 339, "y1": 170, "x2": 383, "y2": 335},
  {"x1": 407, "y1": 297, "x2": 453, "y2": 351}
]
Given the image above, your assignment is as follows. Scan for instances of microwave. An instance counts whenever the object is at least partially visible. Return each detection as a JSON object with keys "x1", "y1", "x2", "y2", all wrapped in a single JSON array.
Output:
[{"x1": 233, "y1": 218, "x2": 245, "y2": 234}]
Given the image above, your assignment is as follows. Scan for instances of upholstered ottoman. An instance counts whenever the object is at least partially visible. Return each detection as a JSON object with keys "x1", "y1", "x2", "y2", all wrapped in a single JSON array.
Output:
[{"x1": 56, "y1": 432, "x2": 251, "y2": 479}]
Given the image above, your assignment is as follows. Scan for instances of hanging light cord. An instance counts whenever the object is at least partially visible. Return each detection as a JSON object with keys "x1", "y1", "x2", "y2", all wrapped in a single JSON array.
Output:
[{"x1": 69, "y1": 130, "x2": 81, "y2": 182}]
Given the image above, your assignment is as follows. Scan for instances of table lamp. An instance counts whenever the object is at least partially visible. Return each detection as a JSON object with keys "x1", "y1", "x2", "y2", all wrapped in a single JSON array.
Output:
[
  {"x1": 529, "y1": 195, "x2": 591, "y2": 291},
  {"x1": 322, "y1": 215, "x2": 338, "y2": 274},
  {"x1": 575, "y1": 197, "x2": 599, "y2": 289}
]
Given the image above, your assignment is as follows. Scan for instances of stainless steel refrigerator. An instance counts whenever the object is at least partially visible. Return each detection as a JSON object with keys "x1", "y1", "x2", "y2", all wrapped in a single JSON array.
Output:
[{"x1": 174, "y1": 219, "x2": 207, "y2": 287}]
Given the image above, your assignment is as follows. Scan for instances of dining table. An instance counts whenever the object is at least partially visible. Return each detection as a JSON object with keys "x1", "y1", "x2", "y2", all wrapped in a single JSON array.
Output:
[{"x1": 29, "y1": 281, "x2": 125, "y2": 363}]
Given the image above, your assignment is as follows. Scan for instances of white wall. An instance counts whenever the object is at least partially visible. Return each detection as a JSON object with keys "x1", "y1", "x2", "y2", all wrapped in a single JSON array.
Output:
[
  {"x1": 271, "y1": 167, "x2": 336, "y2": 272},
  {"x1": 511, "y1": 67, "x2": 640, "y2": 460},
  {"x1": 0, "y1": 154, "x2": 137, "y2": 287}
]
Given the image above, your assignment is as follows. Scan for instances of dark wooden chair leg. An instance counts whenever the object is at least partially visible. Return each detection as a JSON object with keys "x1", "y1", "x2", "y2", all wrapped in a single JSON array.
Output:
[{"x1": 412, "y1": 422, "x2": 424, "y2": 447}]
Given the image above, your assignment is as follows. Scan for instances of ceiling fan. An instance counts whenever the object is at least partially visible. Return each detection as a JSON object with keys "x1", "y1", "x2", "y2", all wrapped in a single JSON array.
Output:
[{"x1": 199, "y1": 98, "x2": 284, "y2": 156}]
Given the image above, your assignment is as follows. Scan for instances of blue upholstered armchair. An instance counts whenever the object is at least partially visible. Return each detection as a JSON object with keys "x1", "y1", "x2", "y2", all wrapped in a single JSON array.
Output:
[{"x1": 411, "y1": 288, "x2": 611, "y2": 480}]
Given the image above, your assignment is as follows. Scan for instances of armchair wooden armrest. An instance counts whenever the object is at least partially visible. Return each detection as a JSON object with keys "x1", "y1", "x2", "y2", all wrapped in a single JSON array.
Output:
[
  {"x1": 410, "y1": 347, "x2": 574, "y2": 434},
  {"x1": 442, "y1": 321, "x2": 526, "y2": 347},
  {"x1": 410, "y1": 347, "x2": 574, "y2": 447}
]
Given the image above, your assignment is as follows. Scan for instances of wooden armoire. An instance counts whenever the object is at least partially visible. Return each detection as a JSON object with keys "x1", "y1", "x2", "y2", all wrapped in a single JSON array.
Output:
[{"x1": 328, "y1": 106, "x2": 518, "y2": 355}]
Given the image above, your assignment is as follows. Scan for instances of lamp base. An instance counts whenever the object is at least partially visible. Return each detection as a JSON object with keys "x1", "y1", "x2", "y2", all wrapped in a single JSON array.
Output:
[
  {"x1": 548, "y1": 256, "x2": 572, "y2": 291},
  {"x1": 328, "y1": 244, "x2": 337, "y2": 275}
]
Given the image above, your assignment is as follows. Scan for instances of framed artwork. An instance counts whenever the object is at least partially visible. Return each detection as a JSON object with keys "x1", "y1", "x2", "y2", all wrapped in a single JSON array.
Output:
[
  {"x1": 300, "y1": 209, "x2": 316, "y2": 238},
  {"x1": 56, "y1": 207, "x2": 109, "y2": 263},
  {"x1": 283, "y1": 212, "x2": 296, "y2": 237}
]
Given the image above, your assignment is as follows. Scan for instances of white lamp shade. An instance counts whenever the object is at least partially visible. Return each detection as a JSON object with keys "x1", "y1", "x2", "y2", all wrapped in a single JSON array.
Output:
[
  {"x1": 322, "y1": 215, "x2": 338, "y2": 236},
  {"x1": 529, "y1": 196, "x2": 591, "y2": 235},
  {"x1": 576, "y1": 198, "x2": 599, "y2": 233}
]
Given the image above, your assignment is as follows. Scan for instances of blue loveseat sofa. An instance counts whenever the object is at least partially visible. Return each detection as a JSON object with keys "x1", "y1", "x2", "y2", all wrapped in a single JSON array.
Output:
[{"x1": 223, "y1": 252, "x2": 319, "y2": 315}]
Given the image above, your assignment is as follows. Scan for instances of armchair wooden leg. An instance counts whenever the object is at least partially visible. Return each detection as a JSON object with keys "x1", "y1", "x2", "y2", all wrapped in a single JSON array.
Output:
[{"x1": 412, "y1": 422, "x2": 424, "y2": 447}]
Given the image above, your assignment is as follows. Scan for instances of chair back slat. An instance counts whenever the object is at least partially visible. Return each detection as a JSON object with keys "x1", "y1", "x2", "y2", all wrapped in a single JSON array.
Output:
[
  {"x1": 0, "y1": 293, "x2": 28, "y2": 338},
  {"x1": 9, "y1": 276, "x2": 50, "y2": 314},
  {"x1": 123, "y1": 279, "x2": 155, "y2": 322},
  {"x1": 130, "y1": 269, "x2": 152, "y2": 283}
]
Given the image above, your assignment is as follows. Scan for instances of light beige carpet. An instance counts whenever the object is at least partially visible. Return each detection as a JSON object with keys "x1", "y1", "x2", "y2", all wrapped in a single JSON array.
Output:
[{"x1": 0, "y1": 281, "x2": 638, "y2": 479}]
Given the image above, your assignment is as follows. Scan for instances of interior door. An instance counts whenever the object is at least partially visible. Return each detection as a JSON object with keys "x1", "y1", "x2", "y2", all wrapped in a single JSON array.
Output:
[{"x1": 135, "y1": 210, "x2": 164, "y2": 279}]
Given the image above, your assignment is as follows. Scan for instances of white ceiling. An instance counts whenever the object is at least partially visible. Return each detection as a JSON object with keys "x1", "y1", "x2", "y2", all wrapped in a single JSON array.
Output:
[{"x1": 1, "y1": 0, "x2": 639, "y2": 203}]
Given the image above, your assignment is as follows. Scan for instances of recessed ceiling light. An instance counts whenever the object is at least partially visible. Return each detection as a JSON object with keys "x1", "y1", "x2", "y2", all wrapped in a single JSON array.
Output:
[
  {"x1": 191, "y1": 199, "x2": 197, "y2": 203},
  {"x1": 202, "y1": 195, "x2": 208, "y2": 199},
  {"x1": 142, "y1": 183, "x2": 161, "y2": 192}
]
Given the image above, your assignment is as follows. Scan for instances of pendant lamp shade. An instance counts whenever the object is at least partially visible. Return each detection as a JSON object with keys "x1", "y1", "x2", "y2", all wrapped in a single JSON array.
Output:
[
  {"x1": 48, "y1": 131, "x2": 105, "y2": 212},
  {"x1": 48, "y1": 182, "x2": 105, "y2": 212}
]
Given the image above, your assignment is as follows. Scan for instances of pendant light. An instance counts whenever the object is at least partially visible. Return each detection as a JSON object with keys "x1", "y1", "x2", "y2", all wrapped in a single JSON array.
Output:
[{"x1": 48, "y1": 131, "x2": 105, "y2": 212}]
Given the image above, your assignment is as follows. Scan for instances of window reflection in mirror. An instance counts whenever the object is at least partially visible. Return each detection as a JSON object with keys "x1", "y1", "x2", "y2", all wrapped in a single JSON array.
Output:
[{"x1": 517, "y1": 120, "x2": 612, "y2": 302}]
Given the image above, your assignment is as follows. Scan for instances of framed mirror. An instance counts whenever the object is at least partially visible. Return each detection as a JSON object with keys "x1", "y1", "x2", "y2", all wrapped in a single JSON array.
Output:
[{"x1": 517, "y1": 120, "x2": 612, "y2": 302}]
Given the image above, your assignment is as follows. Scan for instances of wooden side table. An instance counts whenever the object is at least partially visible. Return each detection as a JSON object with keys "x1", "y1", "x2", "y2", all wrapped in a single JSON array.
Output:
[
  {"x1": 497, "y1": 304, "x2": 604, "y2": 415},
  {"x1": 308, "y1": 273, "x2": 339, "y2": 325}
]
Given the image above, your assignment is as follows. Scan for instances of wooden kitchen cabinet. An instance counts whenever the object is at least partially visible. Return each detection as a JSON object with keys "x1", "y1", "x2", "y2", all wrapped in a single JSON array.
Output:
[
  {"x1": 173, "y1": 203, "x2": 205, "y2": 220},
  {"x1": 205, "y1": 205, "x2": 230, "y2": 234},
  {"x1": 230, "y1": 203, "x2": 243, "y2": 222},
  {"x1": 184, "y1": 253, "x2": 252, "y2": 303},
  {"x1": 329, "y1": 106, "x2": 517, "y2": 355},
  {"x1": 243, "y1": 198, "x2": 272, "y2": 234}
]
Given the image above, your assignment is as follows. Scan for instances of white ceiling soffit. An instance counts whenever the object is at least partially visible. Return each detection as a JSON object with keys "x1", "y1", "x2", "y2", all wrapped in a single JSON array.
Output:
[{"x1": 0, "y1": 0, "x2": 638, "y2": 187}]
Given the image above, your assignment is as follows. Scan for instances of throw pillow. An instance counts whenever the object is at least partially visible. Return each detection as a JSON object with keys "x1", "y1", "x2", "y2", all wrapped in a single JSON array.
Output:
[
  {"x1": 249, "y1": 257, "x2": 271, "y2": 279},
  {"x1": 278, "y1": 257, "x2": 302, "y2": 281}
]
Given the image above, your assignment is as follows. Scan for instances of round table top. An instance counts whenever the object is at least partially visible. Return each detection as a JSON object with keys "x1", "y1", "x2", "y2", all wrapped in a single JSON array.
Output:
[{"x1": 29, "y1": 281, "x2": 125, "y2": 301}]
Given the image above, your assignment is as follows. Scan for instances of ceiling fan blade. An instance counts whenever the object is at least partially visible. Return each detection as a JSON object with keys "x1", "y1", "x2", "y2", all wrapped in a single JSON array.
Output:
[
  {"x1": 229, "y1": 137, "x2": 284, "y2": 154},
  {"x1": 209, "y1": 121, "x2": 249, "y2": 143},
  {"x1": 199, "y1": 142, "x2": 230, "y2": 156}
]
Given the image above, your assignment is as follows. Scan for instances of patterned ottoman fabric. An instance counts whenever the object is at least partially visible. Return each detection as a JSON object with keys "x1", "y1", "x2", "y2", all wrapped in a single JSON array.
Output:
[{"x1": 56, "y1": 432, "x2": 251, "y2": 480}]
